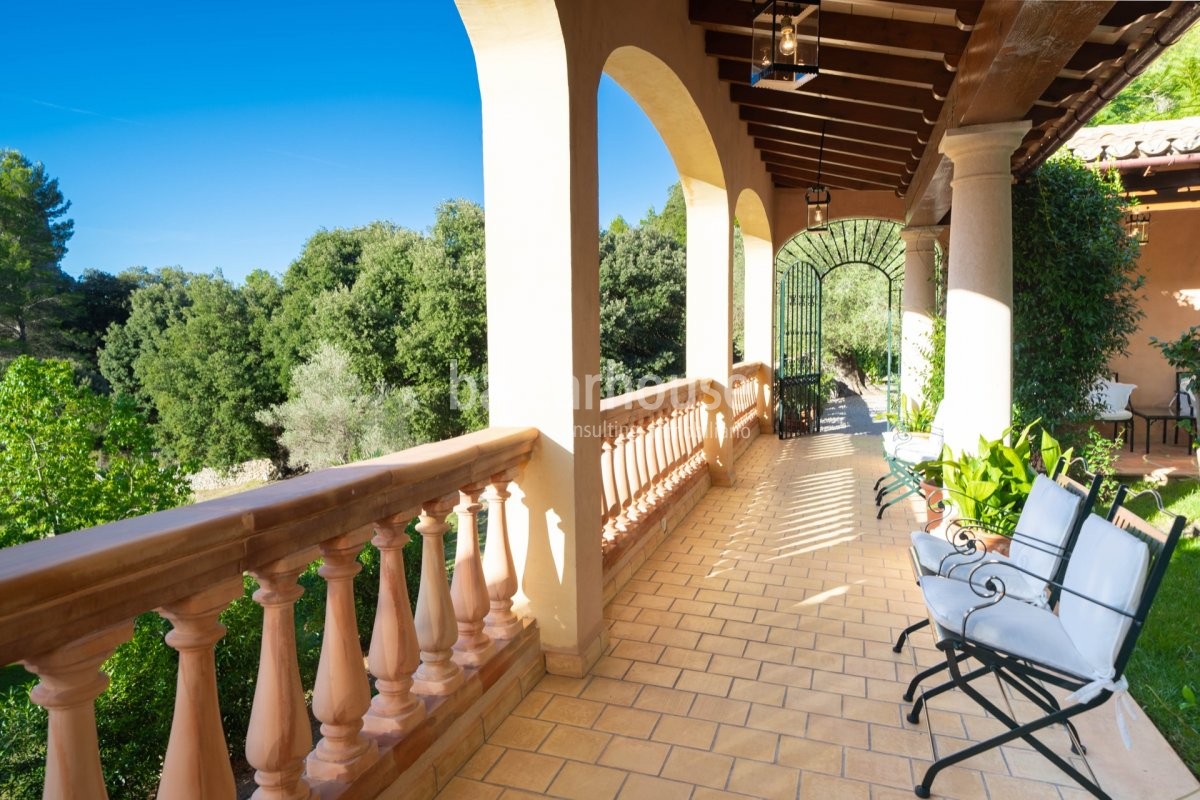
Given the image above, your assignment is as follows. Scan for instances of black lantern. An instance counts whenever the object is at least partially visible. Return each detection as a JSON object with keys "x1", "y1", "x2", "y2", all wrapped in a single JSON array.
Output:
[
  {"x1": 806, "y1": 122, "x2": 830, "y2": 232},
  {"x1": 1125, "y1": 208, "x2": 1150, "y2": 244},
  {"x1": 751, "y1": 1, "x2": 820, "y2": 91}
]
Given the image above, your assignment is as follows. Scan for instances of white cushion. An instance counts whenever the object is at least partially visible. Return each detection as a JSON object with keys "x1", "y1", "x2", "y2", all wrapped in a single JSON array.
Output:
[
  {"x1": 1007, "y1": 475, "x2": 1083, "y2": 589},
  {"x1": 921, "y1": 576, "x2": 1098, "y2": 678},
  {"x1": 883, "y1": 431, "x2": 942, "y2": 463},
  {"x1": 1091, "y1": 379, "x2": 1135, "y2": 417},
  {"x1": 1096, "y1": 409, "x2": 1133, "y2": 422},
  {"x1": 1059, "y1": 516, "x2": 1149, "y2": 676}
]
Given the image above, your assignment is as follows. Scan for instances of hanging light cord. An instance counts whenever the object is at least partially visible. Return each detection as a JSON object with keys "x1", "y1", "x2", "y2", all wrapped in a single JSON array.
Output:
[{"x1": 817, "y1": 121, "x2": 826, "y2": 187}]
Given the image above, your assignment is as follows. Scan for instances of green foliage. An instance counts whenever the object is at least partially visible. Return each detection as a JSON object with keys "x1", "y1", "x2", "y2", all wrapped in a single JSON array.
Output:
[
  {"x1": 1078, "y1": 427, "x2": 1123, "y2": 507},
  {"x1": 0, "y1": 150, "x2": 75, "y2": 361},
  {"x1": 1152, "y1": 324, "x2": 1200, "y2": 395},
  {"x1": 395, "y1": 201, "x2": 489, "y2": 441},
  {"x1": 885, "y1": 395, "x2": 935, "y2": 434},
  {"x1": 733, "y1": 225, "x2": 745, "y2": 362},
  {"x1": 1123, "y1": 478, "x2": 1200, "y2": 776},
  {"x1": 921, "y1": 314, "x2": 946, "y2": 408},
  {"x1": 258, "y1": 341, "x2": 415, "y2": 470},
  {"x1": 822, "y1": 263, "x2": 892, "y2": 386},
  {"x1": 641, "y1": 182, "x2": 687, "y2": 247},
  {"x1": 925, "y1": 420, "x2": 1070, "y2": 532},
  {"x1": 1091, "y1": 26, "x2": 1200, "y2": 125},
  {"x1": 0, "y1": 357, "x2": 190, "y2": 547},
  {"x1": 599, "y1": 226, "x2": 686, "y2": 380},
  {"x1": 136, "y1": 274, "x2": 283, "y2": 469},
  {"x1": 1012, "y1": 156, "x2": 1143, "y2": 432}
]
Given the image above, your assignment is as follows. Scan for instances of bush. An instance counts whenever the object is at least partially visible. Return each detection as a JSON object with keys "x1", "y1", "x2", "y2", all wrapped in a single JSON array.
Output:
[{"x1": 1012, "y1": 157, "x2": 1143, "y2": 432}]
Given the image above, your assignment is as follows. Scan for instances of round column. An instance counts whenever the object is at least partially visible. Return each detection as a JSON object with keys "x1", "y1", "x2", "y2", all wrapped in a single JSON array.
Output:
[
  {"x1": 898, "y1": 226, "x2": 943, "y2": 408},
  {"x1": 939, "y1": 121, "x2": 1031, "y2": 453}
]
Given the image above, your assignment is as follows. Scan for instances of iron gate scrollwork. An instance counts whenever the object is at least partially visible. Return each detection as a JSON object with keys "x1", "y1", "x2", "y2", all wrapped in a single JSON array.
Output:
[{"x1": 774, "y1": 218, "x2": 908, "y2": 438}]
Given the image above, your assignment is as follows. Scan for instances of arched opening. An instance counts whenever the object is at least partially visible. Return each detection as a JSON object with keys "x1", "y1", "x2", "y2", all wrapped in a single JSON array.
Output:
[{"x1": 774, "y1": 218, "x2": 916, "y2": 436}]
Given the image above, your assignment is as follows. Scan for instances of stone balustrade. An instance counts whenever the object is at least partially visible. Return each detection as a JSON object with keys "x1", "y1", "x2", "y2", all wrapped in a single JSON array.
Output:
[
  {"x1": 0, "y1": 427, "x2": 538, "y2": 799},
  {"x1": 598, "y1": 363, "x2": 766, "y2": 568}
]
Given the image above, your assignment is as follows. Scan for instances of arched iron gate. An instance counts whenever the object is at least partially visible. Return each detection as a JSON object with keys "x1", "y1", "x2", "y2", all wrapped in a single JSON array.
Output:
[{"x1": 775, "y1": 218, "x2": 906, "y2": 438}]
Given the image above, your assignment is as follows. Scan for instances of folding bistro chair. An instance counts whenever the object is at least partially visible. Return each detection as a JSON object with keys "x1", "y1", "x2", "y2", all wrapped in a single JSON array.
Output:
[
  {"x1": 892, "y1": 458, "x2": 1101, "y2": 657},
  {"x1": 907, "y1": 486, "x2": 1187, "y2": 799},
  {"x1": 874, "y1": 404, "x2": 945, "y2": 519}
]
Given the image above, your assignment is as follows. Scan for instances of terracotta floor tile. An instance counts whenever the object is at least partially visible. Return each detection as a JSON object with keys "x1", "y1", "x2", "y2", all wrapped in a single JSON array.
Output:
[
  {"x1": 594, "y1": 705, "x2": 660, "y2": 739},
  {"x1": 538, "y1": 725, "x2": 612, "y2": 763},
  {"x1": 778, "y1": 735, "x2": 843, "y2": 775},
  {"x1": 651, "y1": 713, "x2": 719, "y2": 749},
  {"x1": 597, "y1": 735, "x2": 671, "y2": 775},
  {"x1": 546, "y1": 761, "x2": 627, "y2": 800},
  {"x1": 484, "y1": 750, "x2": 565, "y2": 793},
  {"x1": 436, "y1": 777, "x2": 504, "y2": 800},
  {"x1": 615, "y1": 773, "x2": 694, "y2": 800},
  {"x1": 660, "y1": 747, "x2": 735, "y2": 789},
  {"x1": 712, "y1": 724, "x2": 779, "y2": 762},
  {"x1": 539, "y1": 696, "x2": 607, "y2": 727},
  {"x1": 727, "y1": 758, "x2": 799, "y2": 798},
  {"x1": 581, "y1": 677, "x2": 643, "y2": 706},
  {"x1": 489, "y1": 716, "x2": 555, "y2": 751}
]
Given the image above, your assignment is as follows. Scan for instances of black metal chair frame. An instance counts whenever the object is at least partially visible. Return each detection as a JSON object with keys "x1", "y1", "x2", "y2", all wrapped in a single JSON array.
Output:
[
  {"x1": 904, "y1": 486, "x2": 1187, "y2": 799},
  {"x1": 892, "y1": 458, "x2": 1102, "y2": 656}
]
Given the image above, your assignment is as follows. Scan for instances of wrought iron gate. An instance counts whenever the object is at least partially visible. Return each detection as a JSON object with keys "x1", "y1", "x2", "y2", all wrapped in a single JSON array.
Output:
[
  {"x1": 774, "y1": 218, "x2": 909, "y2": 438},
  {"x1": 776, "y1": 262, "x2": 822, "y2": 437}
]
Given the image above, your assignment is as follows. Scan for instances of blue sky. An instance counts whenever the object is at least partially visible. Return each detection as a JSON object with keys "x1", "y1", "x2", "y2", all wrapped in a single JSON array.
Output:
[{"x1": 3, "y1": 1, "x2": 679, "y2": 283}]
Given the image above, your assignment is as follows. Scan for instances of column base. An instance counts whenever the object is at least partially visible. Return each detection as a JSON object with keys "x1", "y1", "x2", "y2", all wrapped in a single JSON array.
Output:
[
  {"x1": 542, "y1": 626, "x2": 607, "y2": 678},
  {"x1": 305, "y1": 739, "x2": 379, "y2": 784}
]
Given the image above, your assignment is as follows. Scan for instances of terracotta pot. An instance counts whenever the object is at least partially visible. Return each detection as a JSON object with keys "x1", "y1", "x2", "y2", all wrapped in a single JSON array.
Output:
[
  {"x1": 921, "y1": 482, "x2": 945, "y2": 525},
  {"x1": 977, "y1": 533, "x2": 1011, "y2": 557}
]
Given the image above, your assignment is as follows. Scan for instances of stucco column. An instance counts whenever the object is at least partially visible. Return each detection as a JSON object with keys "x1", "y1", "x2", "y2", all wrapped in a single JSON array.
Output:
[
  {"x1": 939, "y1": 121, "x2": 1030, "y2": 453},
  {"x1": 459, "y1": 1, "x2": 605, "y2": 677},
  {"x1": 742, "y1": 231, "x2": 774, "y2": 432},
  {"x1": 685, "y1": 180, "x2": 735, "y2": 485},
  {"x1": 898, "y1": 226, "x2": 942, "y2": 407}
]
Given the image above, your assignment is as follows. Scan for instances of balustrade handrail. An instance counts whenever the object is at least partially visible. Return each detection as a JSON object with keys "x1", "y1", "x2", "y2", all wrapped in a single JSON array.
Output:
[
  {"x1": 0, "y1": 426, "x2": 538, "y2": 666},
  {"x1": 731, "y1": 360, "x2": 764, "y2": 378},
  {"x1": 600, "y1": 376, "x2": 709, "y2": 427}
]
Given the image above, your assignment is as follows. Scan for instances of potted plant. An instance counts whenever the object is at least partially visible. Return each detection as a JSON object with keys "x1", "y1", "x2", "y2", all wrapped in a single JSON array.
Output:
[{"x1": 1151, "y1": 325, "x2": 1200, "y2": 467}]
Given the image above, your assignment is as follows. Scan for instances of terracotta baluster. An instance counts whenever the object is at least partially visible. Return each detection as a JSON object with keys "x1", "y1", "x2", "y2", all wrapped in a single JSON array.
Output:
[
  {"x1": 23, "y1": 622, "x2": 133, "y2": 800},
  {"x1": 628, "y1": 422, "x2": 648, "y2": 515},
  {"x1": 247, "y1": 552, "x2": 316, "y2": 800},
  {"x1": 654, "y1": 412, "x2": 671, "y2": 494},
  {"x1": 600, "y1": 434, "x2": 619, "y2": 541},
  {"x1": 612, "y1": 427, "x2": 632, "y2": 530},
  {"x1": 621, "y1": 426, "x2": 642, "y2": 521},
  {"x1": 307, "y1": 530, "x2": 379, "y2": 782},
  {"x1": 157, "y1": 578, "x2": 244, "y2": 800},
  {"x1": 665, "y1": 407, "x2": 682, "y2": 489},
  {"x1": 483, "y1": 472, "x2": 524, "y2": 640},
  {"x1": 451, "y1": 484, "x2": 495, "y2": 667},
  {"x1": 412, "y1": 496, "x2": 464, "y2": 695},
  {"x1": 363, "y1": 514, "x2": 425, "y2": 737}
]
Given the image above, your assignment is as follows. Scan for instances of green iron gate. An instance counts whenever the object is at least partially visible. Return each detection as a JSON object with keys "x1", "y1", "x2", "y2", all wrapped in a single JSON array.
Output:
[{"x1": 775, "y1": 218, "x2": 907, "y2": 438}]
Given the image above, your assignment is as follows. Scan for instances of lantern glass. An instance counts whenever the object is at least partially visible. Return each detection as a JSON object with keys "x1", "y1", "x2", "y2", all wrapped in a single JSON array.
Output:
[
  {"x1": 806, "y1": 186, "x2": 830, "y2": 232},
  {"x1": 1125, "y1": 211, "x2": 1150, "y2": 244},
  {"x1": 751, "y1": 1, "x2": 819, "y2": 91}
]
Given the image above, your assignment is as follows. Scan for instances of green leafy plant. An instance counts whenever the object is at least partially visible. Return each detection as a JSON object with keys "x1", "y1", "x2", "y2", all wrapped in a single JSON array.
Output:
[
  {"x1": 1151, "y1": 324, "x2": 1200, "y2": 428},
  {"x1": 1181, "y1": 684, "x2": 1197, "y2": 712},
  {"x1": 883, "y1": 395, "x2": 935, "y2": 433},
  {"x1": 1078, "y1": 428, "x2": 1123, "y2": 506},
  {"x1": 922, "y1": 420, "x2": 1071, "y2": 533}
]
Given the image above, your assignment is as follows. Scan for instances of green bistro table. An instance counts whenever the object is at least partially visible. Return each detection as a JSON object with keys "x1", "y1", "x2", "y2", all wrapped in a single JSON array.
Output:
[{"x1": 1130, "y1": 404, "x2": 1195, "y2": 454}]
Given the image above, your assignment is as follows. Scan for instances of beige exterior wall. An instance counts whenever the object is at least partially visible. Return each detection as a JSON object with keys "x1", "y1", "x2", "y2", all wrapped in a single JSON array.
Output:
[{"x1": 1109, "y1": 206, "x2": 1200, "y2": 412}]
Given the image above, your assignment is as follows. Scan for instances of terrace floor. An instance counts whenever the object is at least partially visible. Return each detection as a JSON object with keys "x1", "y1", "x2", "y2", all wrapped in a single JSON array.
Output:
[{"x1": 437, "y1": 398, "x2": 1200, "y2": 800}]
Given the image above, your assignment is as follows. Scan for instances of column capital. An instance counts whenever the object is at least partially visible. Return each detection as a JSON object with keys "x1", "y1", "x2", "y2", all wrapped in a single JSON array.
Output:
[
  {"x1": 939, "y1": 121, "x2": 1031, "y2": 179},
  {"x1": 899, "y1": 226, "x2": 946, "y2": 247}
]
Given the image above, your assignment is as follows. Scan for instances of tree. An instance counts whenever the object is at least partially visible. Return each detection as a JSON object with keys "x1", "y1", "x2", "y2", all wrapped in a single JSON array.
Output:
[
  {"x1": 641, "y1": 182, "x2": 687, "y2": 246},
  {"x1": 257, "y1": 341, "x2": 414, "y2": 470},
  {"x1": 0, "y1": 356, "x2": 189, "y2": 548},
  {"x1": 0, "y1": 151, "x2": 74, "y2": 359},
  {"x1": 822, "y1": 263, "x2": 892, "y2": 387},
  {"x1": 599, "y1": 226, "x2": 686, "y2": 380},
  {"x1": 1012, "y1": 156, "x2": 1144, "y2": 431},
  {"x1": 136, "y1": 274, "x2": 283, "y2": 468},
  {"x1": 395, "y1": 200, "x2": 489, "y2": 441},
  {"x1": 1091, "y1": 26, "x2": 1200, "y2": 125},
  {"x1": 98, "y1": 268, "x2": 195, "y2": 410}
]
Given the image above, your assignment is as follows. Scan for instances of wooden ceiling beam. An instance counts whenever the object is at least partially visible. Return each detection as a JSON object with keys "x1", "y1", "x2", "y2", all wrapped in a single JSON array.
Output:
[
  {"x1": 754, "y1": 137, "x2": 905, "y2": 175},
  {"x1": 740, "y1": 106, "x2": 917, "y2": 150},
  {"x1": 716, "y1": 59, "x2": 938, "y2": 115},
  {"x1": 747, "y1": 125, "x2": 910, "y2": 165},
  {"x1": 765, "y1": 163, "x2": 887, "y2": 191},
  {"x1": 1066, "y1": 40, "x2": 1128, "y2": 72},
  {"x1": 705, "y1": 30, "x2": 948, "y2": 87},
  {"x1": 1100, "y1": 2, "x2": 1171, "y2": 30},
  {"x1": 905, "y1": 1, "x2": 1115, "y2": 225},
  {"x1": 730, "y1": 84, "x2": 927, "y2": 134},
  {"x1": 764, "y1": 152, "x2": 901, "y2": 184},
  {"x1": 688, "y1": 0, "x2": 968, "y2": 56}
]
